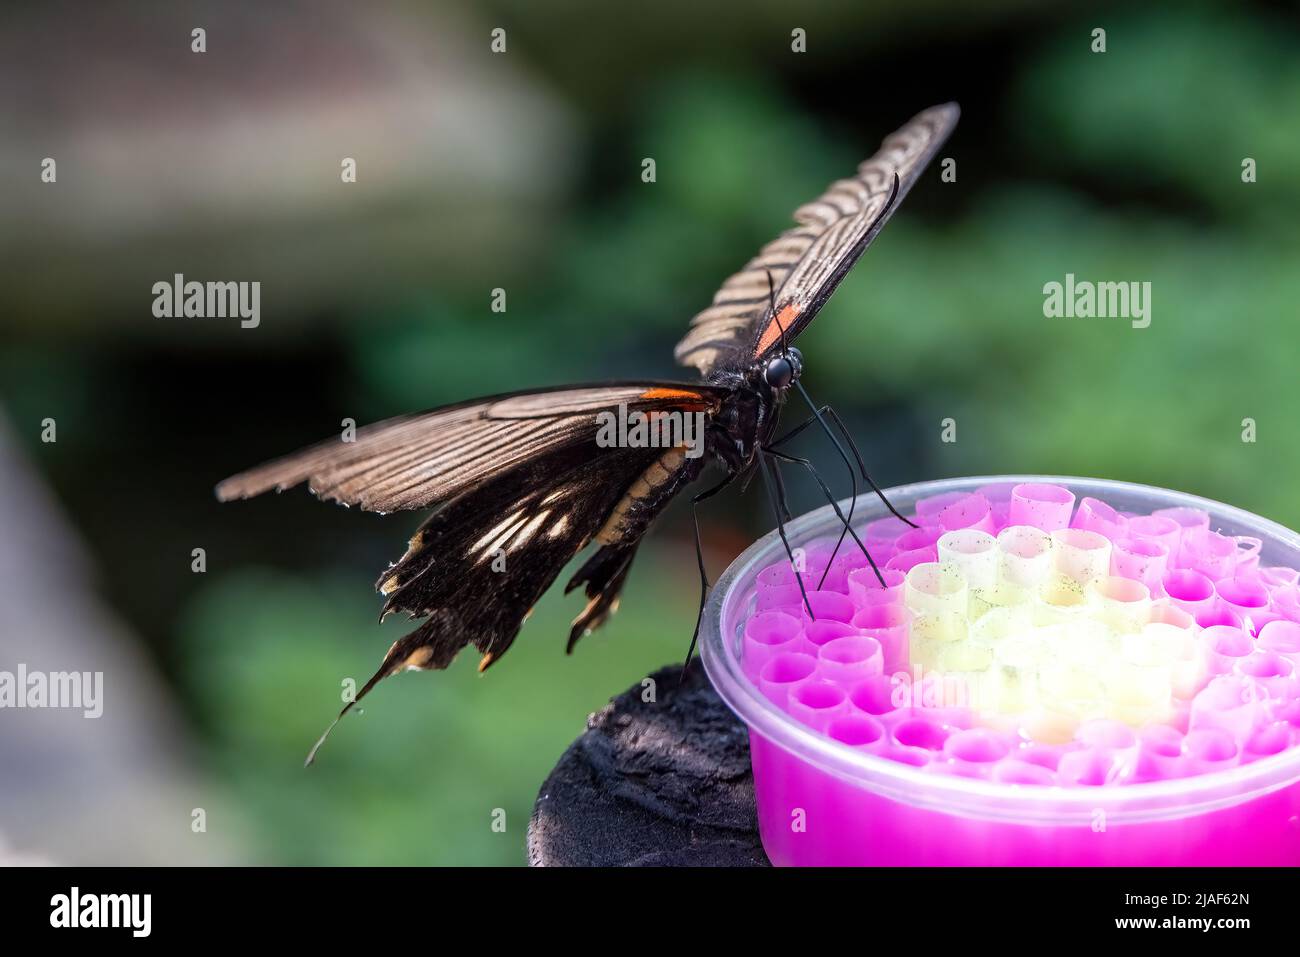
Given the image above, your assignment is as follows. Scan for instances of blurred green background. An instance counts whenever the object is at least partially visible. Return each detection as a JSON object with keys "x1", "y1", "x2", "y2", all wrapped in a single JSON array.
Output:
[{"x1": 1, "y1": 0, "x2": 1298, "y2": 864}]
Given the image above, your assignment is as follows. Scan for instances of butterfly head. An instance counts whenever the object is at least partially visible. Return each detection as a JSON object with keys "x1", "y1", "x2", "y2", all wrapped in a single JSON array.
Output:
[{"x1": 762, "y1": 347, "x2": 803, "y2": 391}]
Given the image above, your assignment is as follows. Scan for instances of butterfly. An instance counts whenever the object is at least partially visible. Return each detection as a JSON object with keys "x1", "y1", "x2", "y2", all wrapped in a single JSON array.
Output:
[{"x1": 216, "y1": 103, "x2": 959, "y2": 762}]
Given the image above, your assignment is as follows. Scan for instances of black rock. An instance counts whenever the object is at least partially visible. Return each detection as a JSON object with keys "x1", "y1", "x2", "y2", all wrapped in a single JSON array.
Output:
[{"x1": 528, "y1": 663, "x2": 770, "y2": 866}]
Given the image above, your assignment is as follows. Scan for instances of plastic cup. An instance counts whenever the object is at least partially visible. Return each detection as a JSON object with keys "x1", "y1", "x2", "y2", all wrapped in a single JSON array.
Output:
[
  {"x1": 1202, "y1": 625, "x2": 1254, "y2": 676},
  {"x1": 826, "y1": 713, "x2": 886, "y2": 752},
  {"x1": 703, "y1": 475, "x2": 1300, "y2": 866},
  {"x1": 797, "y1": 590, "x2": 855, "y2": 623}
]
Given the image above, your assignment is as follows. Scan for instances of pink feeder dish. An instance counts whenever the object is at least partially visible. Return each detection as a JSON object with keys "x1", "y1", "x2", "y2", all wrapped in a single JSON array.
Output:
[{"x1": 703, "y1": 476, "x2": 1300, "y2": 865}]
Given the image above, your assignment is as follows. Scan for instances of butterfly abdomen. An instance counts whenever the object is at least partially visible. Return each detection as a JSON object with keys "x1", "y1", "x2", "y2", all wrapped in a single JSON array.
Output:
[{"x1": 595, "y1": 445, "x2": 700, "y2": 546}]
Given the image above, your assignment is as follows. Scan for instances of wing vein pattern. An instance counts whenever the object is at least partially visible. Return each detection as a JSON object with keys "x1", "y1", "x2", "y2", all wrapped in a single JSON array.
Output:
[{"x1": 674, "y1": 102, "x2": 959, "y2": 375}]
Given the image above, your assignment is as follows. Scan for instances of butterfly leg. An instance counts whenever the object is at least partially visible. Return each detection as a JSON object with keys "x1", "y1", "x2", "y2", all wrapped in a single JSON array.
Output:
[
  {"x1": 680, "y1": 472, "x2": 739, "y2": 675},
  {"x1": 768, "y1": 452, "x2": 793, "y2": 523},
  {"x1": 764, "y1": 447, "x2": 887, "y2": 588},
  {"x1": 766, "y1": 398, "x2": 862, "y2": 588},
  {"x1": 772, "y1": 384, "x2": 918, "y2": 531},
  {"x1": 758, "y1": 454, "x2": 816, "y2": 620}
]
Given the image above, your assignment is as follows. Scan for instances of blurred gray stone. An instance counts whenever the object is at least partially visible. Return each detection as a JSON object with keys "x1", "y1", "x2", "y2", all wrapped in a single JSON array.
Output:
[{"x1": 0, "y1": 415, "x2": 247, "y2": 863}]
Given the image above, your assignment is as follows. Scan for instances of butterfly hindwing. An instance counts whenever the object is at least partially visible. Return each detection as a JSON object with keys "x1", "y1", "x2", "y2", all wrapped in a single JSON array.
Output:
[{"x1": 368, "y1": 437, "x2": 663, "y2": 676}]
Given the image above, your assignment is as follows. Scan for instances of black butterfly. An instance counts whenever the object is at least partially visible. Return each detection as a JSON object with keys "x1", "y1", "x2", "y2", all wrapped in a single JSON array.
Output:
[{"x1": 217, "y1": 103, "x2": 959, "y2": 762}]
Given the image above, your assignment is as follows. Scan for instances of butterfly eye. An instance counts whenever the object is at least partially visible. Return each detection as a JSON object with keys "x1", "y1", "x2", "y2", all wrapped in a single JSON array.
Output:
[{"x1": 764, "y1": 355, "x2": 795, "y2": 389}]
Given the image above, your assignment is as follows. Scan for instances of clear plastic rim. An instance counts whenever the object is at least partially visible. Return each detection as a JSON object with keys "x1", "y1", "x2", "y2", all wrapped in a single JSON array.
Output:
[{"x1": 700, "y1": 475, "x2": 1300, "y2": 825}]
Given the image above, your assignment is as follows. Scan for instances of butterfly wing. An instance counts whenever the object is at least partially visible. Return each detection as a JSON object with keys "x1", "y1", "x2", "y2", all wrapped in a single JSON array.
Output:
[
  {"x1": 674, "y1": 102, "x2": 959, "y2": 375},
  {"x1": 216, "y1": 383, "x2": 720, "y2": 514},
  {"x1": 218, "y1": 383, "x2": 725, "y2": 755}
]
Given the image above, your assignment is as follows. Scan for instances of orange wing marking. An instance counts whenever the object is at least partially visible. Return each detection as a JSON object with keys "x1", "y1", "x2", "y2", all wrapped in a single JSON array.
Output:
[{"x1": 754, "y1": 303, "x2": 800, "y2": 357}]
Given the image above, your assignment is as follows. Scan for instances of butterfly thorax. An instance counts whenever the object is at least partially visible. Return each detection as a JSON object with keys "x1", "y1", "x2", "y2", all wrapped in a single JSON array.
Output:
[{"x1": 704, "y1": 364, "x2": 788, "y2": 473}]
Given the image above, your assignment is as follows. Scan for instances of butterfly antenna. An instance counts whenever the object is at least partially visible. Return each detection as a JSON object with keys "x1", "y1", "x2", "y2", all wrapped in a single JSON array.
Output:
[{"x1": 765, "y1": 269, "x2": 790, "y2": 356}]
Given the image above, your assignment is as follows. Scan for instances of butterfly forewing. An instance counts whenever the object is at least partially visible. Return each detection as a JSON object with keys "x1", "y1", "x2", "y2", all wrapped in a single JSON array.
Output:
[
  {"x1": 674, "y1": 102, "x2": 959, "y2": 375},
  {"x1": 216, "y1": 383, "x2": 724, "y2": 513}
]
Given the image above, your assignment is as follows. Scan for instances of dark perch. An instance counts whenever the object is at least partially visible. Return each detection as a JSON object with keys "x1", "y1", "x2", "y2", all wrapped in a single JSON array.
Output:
[{"x1": 528, "y1": 664, "x2": 770, "y2": 866}]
